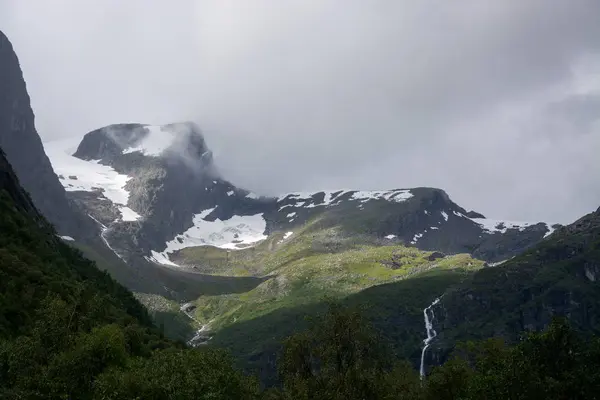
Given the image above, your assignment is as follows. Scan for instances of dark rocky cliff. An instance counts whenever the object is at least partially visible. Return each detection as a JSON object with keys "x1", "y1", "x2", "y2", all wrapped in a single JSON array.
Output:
[
  {"x1": 0, "y1": 30, "x2": 96, "y2": 239},
  {"x1": 0, "y1": 147, "x2": 40, "y2": 220}
]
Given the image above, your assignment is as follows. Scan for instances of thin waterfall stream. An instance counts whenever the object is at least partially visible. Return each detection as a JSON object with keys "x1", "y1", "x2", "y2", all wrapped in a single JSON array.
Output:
[{"x1": 419, "y1": 297, "x2": 441, "y2": 378}]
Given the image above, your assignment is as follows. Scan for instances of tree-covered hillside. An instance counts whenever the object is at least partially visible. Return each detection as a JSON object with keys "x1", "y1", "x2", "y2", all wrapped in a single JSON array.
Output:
[
  {"x1": 432, "y1": 206, "x2": 600, "y2": 361},
  {"x1": 0, "y1": 148, "x2": 258, "y2": 398}
]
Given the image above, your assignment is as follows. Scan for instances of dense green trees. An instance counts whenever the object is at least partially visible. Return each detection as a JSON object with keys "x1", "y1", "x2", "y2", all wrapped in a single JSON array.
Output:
[
  {"x1": 270, "y1": 306, "x2": 600, "y2": 400},
  {"x1": 0, "y1": 187, "x2": 259, "y2": 399}
]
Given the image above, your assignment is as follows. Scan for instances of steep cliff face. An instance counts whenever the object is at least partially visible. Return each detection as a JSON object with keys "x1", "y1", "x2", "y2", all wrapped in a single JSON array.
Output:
[
  {"x1": 0, "y1": 147, "x2": 40, "y2": 220},
  {"x1": 0, "y1": 30, "x2": 96, "y2": 239}
]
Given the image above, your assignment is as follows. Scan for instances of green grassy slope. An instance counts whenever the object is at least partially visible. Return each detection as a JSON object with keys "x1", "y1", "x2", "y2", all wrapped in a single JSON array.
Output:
[{"x1": 169, "y1": 215, "x2": 484, "y2": 381}]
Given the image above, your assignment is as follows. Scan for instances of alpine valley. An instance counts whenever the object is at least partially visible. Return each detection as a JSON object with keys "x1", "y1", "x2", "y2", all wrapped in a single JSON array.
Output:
[{"x1": 2, "y1": 27, "x2": 600, "y2": 393}]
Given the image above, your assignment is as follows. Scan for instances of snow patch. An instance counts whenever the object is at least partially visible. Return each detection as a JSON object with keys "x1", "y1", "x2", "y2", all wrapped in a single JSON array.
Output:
[
  {"x1": 44, "y1": 138, "x2": 141, "y2": 221},
  {"x1": 227, "y1": 190, "x2": 235, "y2": 196},
  {"x1": 283, "y1": 232, "x2": 293, "y2": 240},
  {"x1": 120, "y1": 207, "x2": 142, "y2": 222},
  {"x1": 385, "y1": 234, "x2": 396, "y2": 239},
  {"x1": 411, "y1": 232, "x2": 424, "y2": 244},
  {"x1": 277, "y1": 189, "x2": 413, "y2": 208},
  {"x1": 441, "y1": 211, "x2": 449, "y2": 221},
  {"x1": 150, "y1": 209, "x2": 268, "y2": 266},
  {"x1": 544, "y1": 223, "x2": 557, "y2": 238},
  {"x1": 246, "y1": 192, "x2": 260, "y2": 199},
  {"x1": 471, "y1": 218, "x2": 533, "y2": 234},
  {"x1": 147, "y1": 251, "x2": 179, "y2": 267},
  {"x1": 59, "y1": 235, "x2": 75, "y2": 241},
  {"x1": 287, "y1": 212, "x2": 297, "y2": 219},
  {"x1": 348, "y1": 189, "x2": 413, "y2": 204}
]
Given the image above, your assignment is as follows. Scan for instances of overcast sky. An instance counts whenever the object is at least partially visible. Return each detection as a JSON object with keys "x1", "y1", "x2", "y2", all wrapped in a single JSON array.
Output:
[{"x1": 1, "y1": 1, "x2": 599, "y2": 224}]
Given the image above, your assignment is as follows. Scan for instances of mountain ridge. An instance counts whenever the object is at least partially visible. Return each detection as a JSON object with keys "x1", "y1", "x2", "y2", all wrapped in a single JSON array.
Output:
[{"x1": 44, "y1": 123, "x2": 559, "y2": 272}]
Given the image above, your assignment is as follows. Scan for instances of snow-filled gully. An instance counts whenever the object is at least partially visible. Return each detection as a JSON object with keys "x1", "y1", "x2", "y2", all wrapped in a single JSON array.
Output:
[{"x1": 420, "y1": 297, "x2": 441, "y2": 379}]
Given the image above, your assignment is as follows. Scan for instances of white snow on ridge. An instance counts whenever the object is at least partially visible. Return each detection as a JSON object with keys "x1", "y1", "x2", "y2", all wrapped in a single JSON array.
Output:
[
  {"x1": 438, "y1": 206, "x2": 557, "y2": 237},
  {"x1": 349, "y1": 189, "x2": 413, "y2": 203},
  {"x1": 148, "y1": 250, "x2": 178, "y2": 267},
  {"x1": 277, "y1": 189, "x2": 413, "y2": 208},
  {"x1": 471, "y1": 218, "x2": 533, "y2": 234},
  {"x1": 59, "y1": 235, "x2": 75, "y2": 241},
  {"x1": 544, "y1": 224, "x2": 557, "y2": 238},
  {"x1": 44, "y1": 138, "x2": 141, "y2": 222},
  {"x1": 123, "y1": 125, "x2": 174, "y2": 156},
  {"x1": 150, "y1": 208, "x2": 268, "y2": 266}
]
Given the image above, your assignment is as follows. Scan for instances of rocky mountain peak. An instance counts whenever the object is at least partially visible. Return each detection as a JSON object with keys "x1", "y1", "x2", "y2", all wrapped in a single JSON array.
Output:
[{"x1": 73, "y1": 122, "x2": 214, "y2": 172}]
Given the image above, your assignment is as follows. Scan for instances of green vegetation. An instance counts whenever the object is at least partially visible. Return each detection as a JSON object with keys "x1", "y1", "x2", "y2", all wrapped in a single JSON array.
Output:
[
  {"x1": 0, "y1": 186, "x2": 259, "y2": 399},
  {"x1": 437, "y1": 207, "x2": 600, "y2": 355},
  {"x1": 181, "y1": 220, "x2": 483, "y2": 332},
  {"x1": 267, "y1": 303, "x2": 600, "y2": 400},
  {"x1": 169, "y1": 217, "x2": 484, "y2": 382}
]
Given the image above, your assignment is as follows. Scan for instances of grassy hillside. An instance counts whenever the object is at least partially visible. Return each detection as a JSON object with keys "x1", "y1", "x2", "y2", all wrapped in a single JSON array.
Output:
[{"x1": 169, "y1": 216, "x2": 484, "y2": 381}]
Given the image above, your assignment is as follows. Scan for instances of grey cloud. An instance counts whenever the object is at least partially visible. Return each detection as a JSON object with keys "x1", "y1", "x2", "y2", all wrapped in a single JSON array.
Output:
[
  {"x1": 545, "y1": 94, "x2": 600, "y2": 133},
  {"x1": 1, "y1": 0, "x2": 599, "y2": 224}
]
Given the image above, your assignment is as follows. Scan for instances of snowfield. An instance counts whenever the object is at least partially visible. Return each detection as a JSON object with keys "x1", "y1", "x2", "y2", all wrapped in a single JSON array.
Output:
[
  {"x1": 149, "y1": 208, "x2": 268, "y2": 266},
  {"x1": 44, "y1": 137, "x2": 141, "y2": 222}
]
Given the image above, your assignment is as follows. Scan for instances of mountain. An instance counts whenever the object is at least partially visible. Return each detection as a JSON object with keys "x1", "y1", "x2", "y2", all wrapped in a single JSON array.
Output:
[
  {"x1": 0, "y1": 30, "x2": 97, "y2": 241},
  {"x1": 0, "y1": 30, "x2": 240, "y2": 341},
  {"x1": 41, "y1": 121, "x2": 563, "y2": 377},
  {"x1": 45, "y1": 122, "x2": 558, "y2": 271}
]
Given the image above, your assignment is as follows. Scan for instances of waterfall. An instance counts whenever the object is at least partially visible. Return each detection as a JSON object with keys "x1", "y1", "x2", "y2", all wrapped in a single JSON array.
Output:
[{"x1": 420, "y1": 297, "x2": 441, "y2": 378}]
